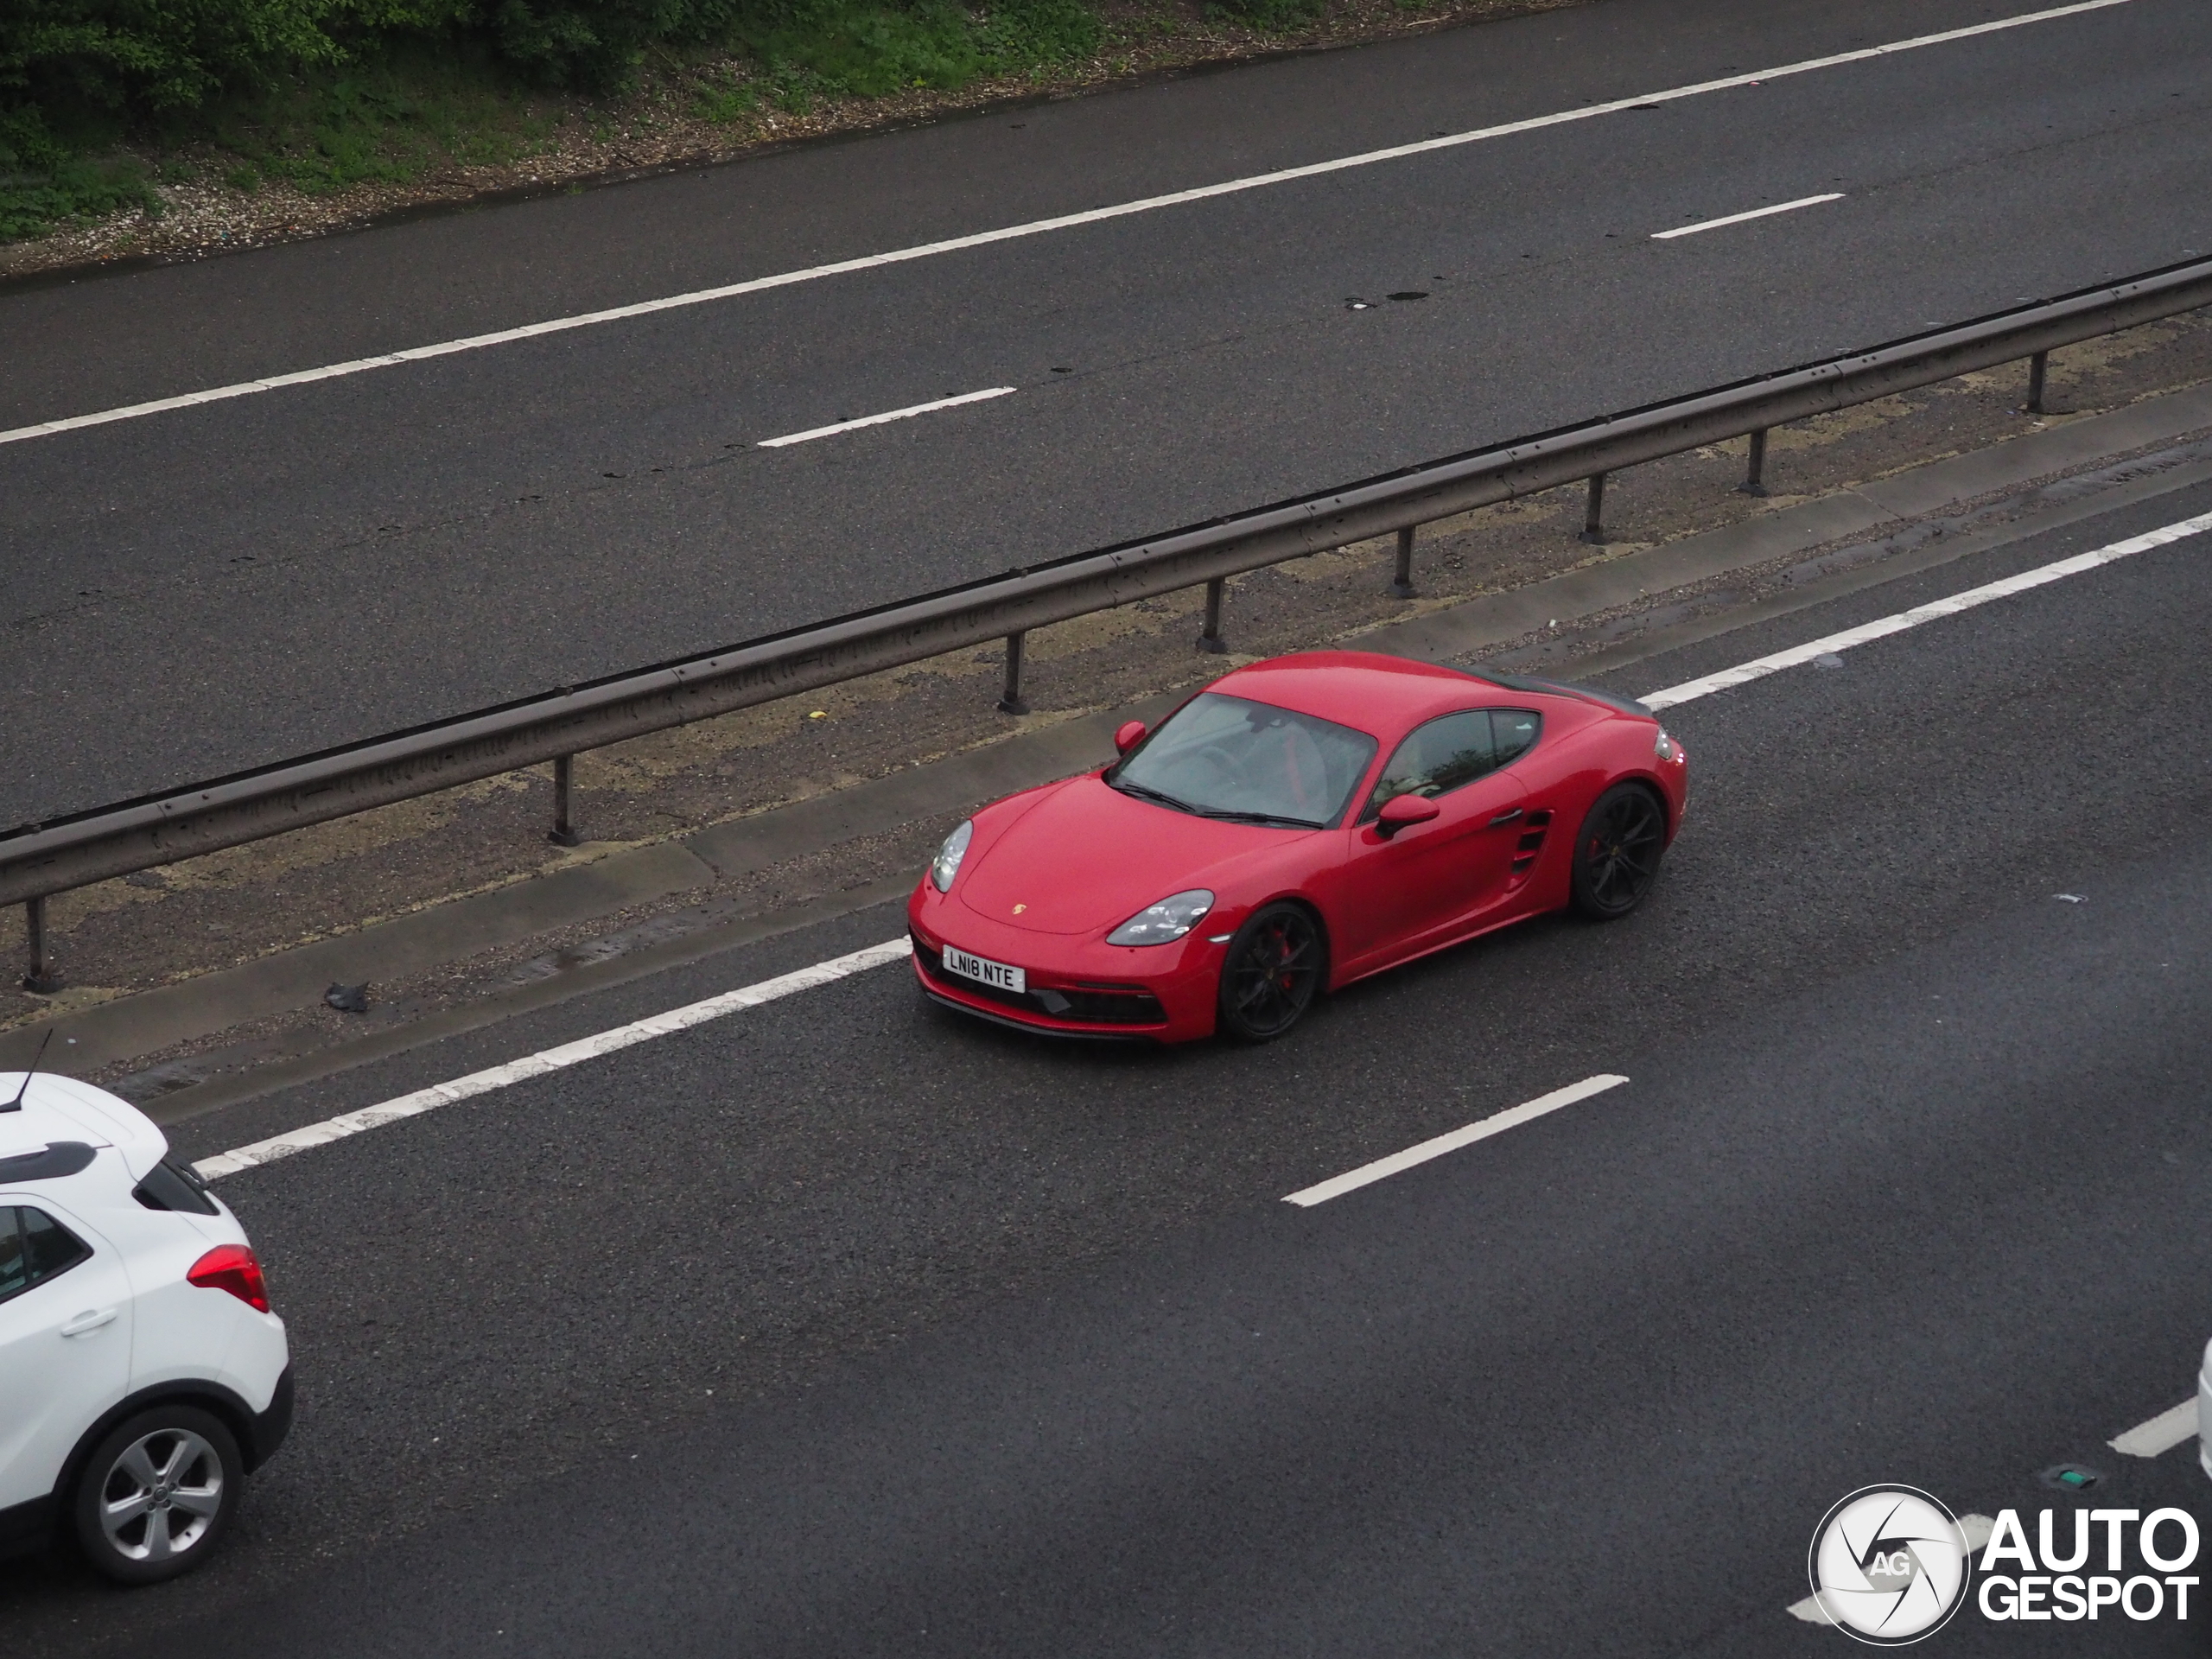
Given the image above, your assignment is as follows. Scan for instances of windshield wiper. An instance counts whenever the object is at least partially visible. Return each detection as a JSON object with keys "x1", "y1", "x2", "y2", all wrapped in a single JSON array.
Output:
[
  {"x1": 1195, "y1": 808, "x2": 1324, "y2": 829},
  {"x1": 1111, "y1": 779, "x2": 1321, "y2": 828},
  {"x1": 1111, "y1": 779, "x2": 1201, "y2": 814}
]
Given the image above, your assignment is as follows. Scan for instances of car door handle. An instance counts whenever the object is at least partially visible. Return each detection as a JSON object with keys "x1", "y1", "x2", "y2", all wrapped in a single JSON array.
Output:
[
  {"x1": 1488, "y1": 809, "x2": 1524, "y2": 827},
  {"x1": 60, "y1": 1308, "x2": 118, "y2": 1338}
]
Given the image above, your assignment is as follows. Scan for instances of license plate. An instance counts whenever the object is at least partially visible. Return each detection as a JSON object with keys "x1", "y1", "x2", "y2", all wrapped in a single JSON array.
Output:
[{"x1": 941, "y1": 944, "x2": 1025, "y2": 995}]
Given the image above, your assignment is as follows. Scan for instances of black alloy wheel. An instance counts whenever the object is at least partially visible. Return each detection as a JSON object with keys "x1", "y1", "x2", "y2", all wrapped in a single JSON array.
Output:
[
  {"x1": 1569, "y1": 783, "x2": 1667, "y2": 920},
  {"x1": 1217, "y1": 902, "x2": 1325, "y2": 1041}
]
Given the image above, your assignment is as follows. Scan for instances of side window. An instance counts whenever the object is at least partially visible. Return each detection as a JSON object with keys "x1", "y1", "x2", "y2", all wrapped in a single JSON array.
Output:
[
  {"x1": 1362, "y1": 711, "x2": 1495, "y2": 820},
  {"x1": 1491, "y1": 709, "x2": 1541, "y2": 767},
  {"x1": 0, "y1": 1207, "x2": 92, "y2": 1305},
  {"x1": 0, "y1": 1209, "x2": 22, "y2": 1302}
]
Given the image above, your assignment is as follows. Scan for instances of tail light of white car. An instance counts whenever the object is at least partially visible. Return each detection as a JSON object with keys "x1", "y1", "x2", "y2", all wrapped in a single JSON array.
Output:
[{"x1": 186, "y1": 1244, "x2": 270, "y2": 1313}]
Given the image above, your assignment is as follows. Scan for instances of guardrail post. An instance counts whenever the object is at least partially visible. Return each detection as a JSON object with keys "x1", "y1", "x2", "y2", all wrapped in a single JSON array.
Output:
[
  {"x1": 21, "y1": 895, "x2": 60, "y2": 994},
  {"x1": 548, "y1": 755, "x2": 583, "y2": 847},
  {"x1": 1391, "y1": 526, "x2": 1416, "y2": 599},
  {"x1": 997, "y1": 632, "x2": 1030, "y2": 715},
  {"x1": 1580, "y1": 474, "x2": 1608, "y2": 545},
  {"x1": 1198, "y1": 578, "x2": 1229, "y2": 653},
  {"x1": 2025, "y1": 350, "x2": 2049, "y2": 415},
  {"x1": 1738, "y1": 428, "x2": 1770, "y2": 497}
]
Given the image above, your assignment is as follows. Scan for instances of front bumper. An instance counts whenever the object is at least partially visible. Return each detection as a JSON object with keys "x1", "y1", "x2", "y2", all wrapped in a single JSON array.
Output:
[{"x1": 908, "y1": 882, "x2": 1224, "y2": 1042}]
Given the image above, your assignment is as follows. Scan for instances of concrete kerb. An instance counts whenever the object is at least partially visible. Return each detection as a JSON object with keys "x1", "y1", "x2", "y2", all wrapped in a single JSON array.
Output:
[{"x1": 6, "y1": 378, "x2": 2211, "y2": 1086}]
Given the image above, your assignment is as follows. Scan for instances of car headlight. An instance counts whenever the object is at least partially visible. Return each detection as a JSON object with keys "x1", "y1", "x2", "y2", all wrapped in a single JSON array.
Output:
[
  {"x1": 931, "y1": 820, "x2": 974, "y2": 893},
  {"x1": 1655, "y1": 729, "x2": 1683, "y2": 763},
  {"x1": 1108, "y1": 889, "x2": 1214, "y2": 946}
]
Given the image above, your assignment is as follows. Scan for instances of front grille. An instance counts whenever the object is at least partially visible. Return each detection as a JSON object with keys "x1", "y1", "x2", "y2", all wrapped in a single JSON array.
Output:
[{"x1": 912, "y1": 933, "x2": 1167, "y2": 1027}]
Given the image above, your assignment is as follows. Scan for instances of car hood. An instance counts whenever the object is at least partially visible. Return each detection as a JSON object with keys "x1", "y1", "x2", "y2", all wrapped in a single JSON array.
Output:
[{"x1": 957, "y1": 773, "x2": 1319, "y2": 935}]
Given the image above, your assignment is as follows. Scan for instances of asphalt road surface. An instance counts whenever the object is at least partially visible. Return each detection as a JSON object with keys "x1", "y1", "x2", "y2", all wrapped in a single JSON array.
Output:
[
  {"x1": 7, "y1": 461, "x2": 2209, "y2": 1654},
  {"x1": 4, "y1": 0, "x2": 2209, "y2": 821}
]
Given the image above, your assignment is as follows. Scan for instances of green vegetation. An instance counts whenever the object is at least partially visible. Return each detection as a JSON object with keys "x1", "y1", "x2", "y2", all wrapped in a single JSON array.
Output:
[
  {"x1": 0, "y1": 0, "x2": 1112, "y2": 242},
  {"x1": 194, "y1": 41, "x2": 562, "y2": 194},
  {"x1": 1205, "y1": 0, "x2": 1324, "y2": 29},
  {"x1": 732, "y1": 0, "x2": 1098, "y2": 112},
  {"x1": 0, "y1": 127, "x2": 162, "y2": 239}
]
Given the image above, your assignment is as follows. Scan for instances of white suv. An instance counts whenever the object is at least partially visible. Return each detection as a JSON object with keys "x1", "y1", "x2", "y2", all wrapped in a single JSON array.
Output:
[{"x1": 0, "y1": 1070, "x2": 291, "y2": 1584}]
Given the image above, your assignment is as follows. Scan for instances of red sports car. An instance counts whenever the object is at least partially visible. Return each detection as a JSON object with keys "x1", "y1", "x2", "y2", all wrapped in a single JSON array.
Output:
[{"x1": 907, "y1": 650, "x2": 1688, "y2": 1042}]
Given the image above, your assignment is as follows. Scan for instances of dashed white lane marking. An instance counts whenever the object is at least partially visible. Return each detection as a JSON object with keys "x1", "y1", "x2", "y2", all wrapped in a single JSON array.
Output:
[
  {"x1": 757, "y1": 386, "x2": 1017, "y2": 448},
  {"x1": 2112, "y1": 1398, "x2": 2199, "y2": 1458},
  {"x1": 1281, "y1": 1075, "x2": 1628, "y2": 1206},
  {"x1": 1640, "y1": 507, "x2": 2212, "y2": 710},
  {"x1": 0, "y1": 1, "x2": 2130, "y2": 451},
  {"x1": 1787, "y1": 1516, "x2": 1995, "y2": 1624},
  {"x1": 1650, "y1": 193, "x2": 1845, "y2": 239},
  {"x1": 194, "y1": 938, "x2": 912, "y2": 1180}
]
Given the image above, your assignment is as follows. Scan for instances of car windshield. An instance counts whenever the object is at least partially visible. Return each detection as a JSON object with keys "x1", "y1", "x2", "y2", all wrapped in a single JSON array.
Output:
[{"x1": 1109, "y1": 693, "x2": 1377, "y2": 828}]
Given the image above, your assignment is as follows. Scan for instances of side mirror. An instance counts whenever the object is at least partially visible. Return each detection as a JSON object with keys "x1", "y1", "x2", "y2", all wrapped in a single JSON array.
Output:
[
  {"x1": 1114, "y1": 720, "x2": 1147, "y2": 755},
  {"x1": 1376, "y1": 794, "x2": 1440, "y2": 837}
]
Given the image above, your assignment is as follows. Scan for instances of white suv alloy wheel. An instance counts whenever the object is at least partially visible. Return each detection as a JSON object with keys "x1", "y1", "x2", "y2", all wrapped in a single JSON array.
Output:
[
  {"x1": 72, "y1": 1407, "x2": 242, "y2": 1584},
  {"x1": 98, "y1": 1427, "x2": 226, "y2": 1562}
]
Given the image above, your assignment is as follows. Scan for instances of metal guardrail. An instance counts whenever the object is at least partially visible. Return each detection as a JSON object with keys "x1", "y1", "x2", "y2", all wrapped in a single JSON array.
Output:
[{"x1": 9, "y1": 254, "x2": 2212, "y2": 990}]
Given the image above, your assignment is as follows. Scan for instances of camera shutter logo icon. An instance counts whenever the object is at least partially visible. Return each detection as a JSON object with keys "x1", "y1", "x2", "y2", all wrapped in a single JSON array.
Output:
[{"x1": 1808, "y1": 1486, "x2": 1971, "y2": 1643}]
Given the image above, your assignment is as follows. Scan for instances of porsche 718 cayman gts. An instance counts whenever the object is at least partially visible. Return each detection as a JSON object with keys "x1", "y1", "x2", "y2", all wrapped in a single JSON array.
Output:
[{"x1": 908, "y1": 651, "x2": 1687, "y2": 1042}]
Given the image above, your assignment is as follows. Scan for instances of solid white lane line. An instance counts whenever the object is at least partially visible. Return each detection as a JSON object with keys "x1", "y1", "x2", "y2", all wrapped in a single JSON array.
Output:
[
  {"x1": 1282, "y1": 1075, "x2": 1628, "y2": 1206},
  {"x1": 193, "y1": 938, "x2": 911, "y2": 1180},
  {"x1": 1639, "y1": 506, "x2": 2212, "y2": 710},
  {"x1": 2111, "y1": 1398, "x2": 2199, "y2": 1458},
  {"x1": 1651, "y1": 193, "x2": 1844, "y2": 239},
  {"x1": 758, "y1": 386, "x2": 1017, "y2": 448},
  {"x1": 1787, "y1": 1516, "x2": 1995, "y2": 1623},
  {"x1": 0, "y1": 1, "x2": 2131, "y2": 451}
]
